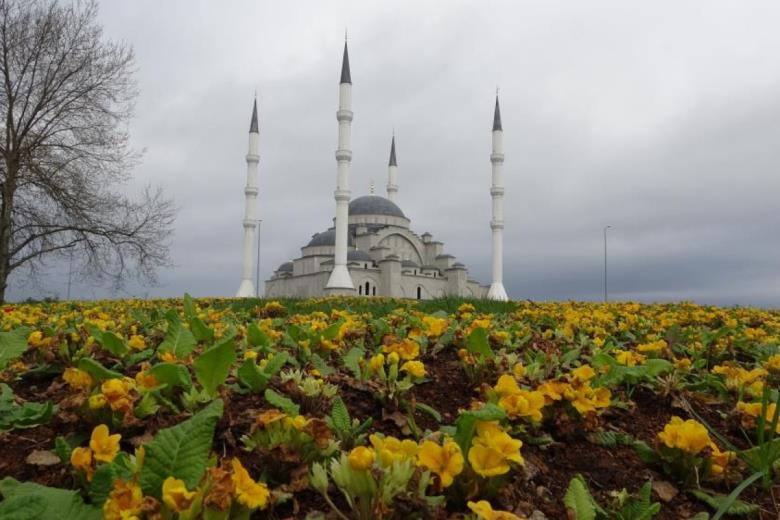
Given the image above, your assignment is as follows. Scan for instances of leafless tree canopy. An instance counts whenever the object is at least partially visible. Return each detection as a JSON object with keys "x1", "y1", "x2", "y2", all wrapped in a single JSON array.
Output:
[{"x1": 0, "y1": 0, "x2": 174, "y2": 301}]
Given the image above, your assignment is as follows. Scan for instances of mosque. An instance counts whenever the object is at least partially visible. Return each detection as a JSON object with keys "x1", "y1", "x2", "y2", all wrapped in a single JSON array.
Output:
[{"x1": 236, "y1": 41, "x2": 509, "y2": 300}]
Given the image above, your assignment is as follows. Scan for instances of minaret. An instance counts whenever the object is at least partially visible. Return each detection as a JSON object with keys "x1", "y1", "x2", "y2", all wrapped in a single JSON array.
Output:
[
  {"x1": 324, "y1": 40, "x2": 355, "y2": 294},
  {"x1": 386, "y1": 134, "x2": 398, "y2": 202},
  {"x1": 487, "y1": 94, "x2": 509, "y2": 301},
  {"x1": 236, "y1": 97, "x2": 260, "y2": 297}
]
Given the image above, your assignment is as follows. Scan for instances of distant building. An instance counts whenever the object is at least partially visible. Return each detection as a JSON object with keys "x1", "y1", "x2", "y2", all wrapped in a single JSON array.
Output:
[{"x1": 238, "y1": 40, "x2": 508, "y2": 300}]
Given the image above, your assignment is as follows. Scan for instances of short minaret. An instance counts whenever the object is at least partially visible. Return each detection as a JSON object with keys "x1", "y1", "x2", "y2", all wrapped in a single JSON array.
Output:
[
  {"x1": 236, "y1": 96, "x2": 260, "y2": 297},
  {"x1": 324, "y1": 40, "x2": 355, "y2": 294},
  {"x1": 487, "y1": 94, "x2": 509, "y2": 301},
  {"x1": 386, "y1": 134, "x2": 398, "y2": 202}
]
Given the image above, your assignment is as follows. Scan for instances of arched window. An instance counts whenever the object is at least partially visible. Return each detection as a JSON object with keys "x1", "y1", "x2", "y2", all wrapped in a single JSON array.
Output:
[
  {"x1": 365, "y1": 281, "x2": 370, "y2": 296},
  {"x1": 372, "y1": 286, "x2": 376, "y2": 296},
  {"x1": 416, "y1": 286, "x2": 422, "y2": 300},
  {"x1": 358, "y1": 285, "x2": 362, "y2": 295}
]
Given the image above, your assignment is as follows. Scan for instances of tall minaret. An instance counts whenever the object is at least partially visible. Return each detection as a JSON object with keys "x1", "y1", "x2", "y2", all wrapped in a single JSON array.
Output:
[
  {"x1": 324, "y1": 40, "x2": 355, "y2": 294},
  {"x1": 487, "y1": 94, "x2": 508, "y2": 301},
  {"x1": 236, "y1": 97, "x2": 260, "y2": 297},
  {"x1": 386, "y1": 134, "x2": 398, "y2": 202}
]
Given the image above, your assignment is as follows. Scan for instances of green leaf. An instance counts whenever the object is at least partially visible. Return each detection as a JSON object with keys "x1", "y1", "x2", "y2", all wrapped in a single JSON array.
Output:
[
  {"x1": 88, "y1": 327, "x2": 127, "y2": 357},
  {"x1": 330, "y1": 396, "x2": 351, "y2": 434},
  {"x1": 264, "y1": 388, "x2": 299, "y2": 416},
  {"x1": 0, "y1": 328, "x2": 30, "y2": 370},
  {"x1": 139, "y1": 399, "x2": 224, "y2": 497},
  {"x1": 190, "y1": 316, "x2": 214, "y2": 342},
  {"x1": 247, "y1": 323, "x2": 270, "y2": 348},
  {"x1": 563, "y1": 474, "x2": 601, "y2": 520},
  {"x1": 0, "y1": 495, "x2": 46, "y2": 520},
  {"x1": 690, "y1": 487, "x2": 760, "y2": 517},
  {"x1": 416, "y1": 402, "x2": 442, "y2": 423},
  {"x1": 193, "y1": 339, "x2": 236, "y2": 396},
  {"x1": 310, "y1": 352, "x2": 335, "y2": 376},
  {"x1": 148, "y1": 362, "x2": 192, "y2": 391},
  {"x1": 237, "y1": 360, "x2": 264, "y2": 391},
  {"x1": 89, "y1": 460, "x2": 132, "y2": 506},
  {"x1": 0, "y1": 478, "x2": 101, "y2": 520},
  {"x1": 342, "y1": 347, "x2": 365, "y2": 378},
  {"x1": 183, "y1": 293, "x2": 196, "y2": 321},
  {"x1": 262, "y1": 350, "x2": 289, "y2": 377},
  {"x1": 54, "y1": 436, "x2": 73, "y2": 464},
  {"x1": 158, "y1": 318, "x2": 197, "y2": 359},
  {"x1": 76, "y1": 358, "x2": 123, "y2": 381},
  {"x1": 466, "y1": 327, "x2": 493, "y2": 359}
]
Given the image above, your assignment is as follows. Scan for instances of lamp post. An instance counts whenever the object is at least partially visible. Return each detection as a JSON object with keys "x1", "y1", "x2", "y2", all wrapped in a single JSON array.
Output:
[
  {"x1": 603, "y1": 225, "x2": 611, "y2": 303},
  {"x1": 255, "y1": 219, "x2": 262, "y2": 298}
]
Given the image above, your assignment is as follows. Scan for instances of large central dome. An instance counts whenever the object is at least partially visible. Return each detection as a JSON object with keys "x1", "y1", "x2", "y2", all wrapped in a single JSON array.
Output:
[{"x1": 349, "y1": 195, "x2": 405, "y2": 218}]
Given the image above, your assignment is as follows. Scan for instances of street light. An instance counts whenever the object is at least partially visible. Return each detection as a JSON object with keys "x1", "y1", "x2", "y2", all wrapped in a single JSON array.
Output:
[
  {"x1": 254, "y1": 220, "x2": 262, "y2": 298},
  {"x1": 603, "y1": 225, "x2": 611, "y2": 303}
]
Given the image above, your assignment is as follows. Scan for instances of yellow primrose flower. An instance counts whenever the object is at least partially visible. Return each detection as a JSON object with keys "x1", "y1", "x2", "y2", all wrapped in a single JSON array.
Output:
[
  {"x1": 493, "y1": 374, "x2": 521, "y2": 398},
  {"x1": 162, "y1": 477, "x2": 196, "y2": 513},
  {"x1": 89, "y1": 393, "x2": 107, "y2": 410},
  {"x1": 736, "y1": 401, "x2": 780, "y2": 433},
  {"x1": 368, "y1": 353, "x2": 385, "y2": 373},
  {"x1": 422, "y1": 315, "x2": 448, "y2": 337},
  {"x1": 673, "y1": 357, "x2": 692, "y2": 371},
  {"x1": 27, "y1": 330, "x2": 44, "y2": 347},
  {"x1": 401, "y1": 360, "x2": 426, "y2": 378},
  {"x1": 89, "y1": 424, "x2": 121, "y2": 463},
  {"x1": 244, "y1": 350, "x2": 258, "y2": 360},
  {"x1": 637, "y1": 339, "x2": 668, "y2": 354},
  {"x1": 134, "y1": 369, "x2": 158, "y2": 390},
  {"x1": 347, "y1": 446, "x2": 376, "y2": 471},
  {"x1": 468, "y1": 422, "x2": 524, "y2": 478},
  {"x1": 764, "y1": 354, "x2": 780, "y2": 373},
  {"x1": 70, "y1": 446, "x2": 93, "y2": 473},
  {"x1": 101, "y1": 378, "x2": 135, "y2": 412},
  {"x1": 537, "y1": 380, "x2": 571, "y2": 404},
  {"x1": 499, "y1": 390, "x2": 545, "y2": 423},
  {"x1": 103, "y1": 479, "x2": 143, "y2": 520},
  {"x1": 657, "y1": 417, "x2": 712, "y2": 455},
  {"x1": 127, "y1": 335, "x2": 146, "y2": 350},
  {"x1": 382, "y1": 338, "x2": 420, "y2": 360},
  {"x1": 613, "y1": 349, "x2": 646, "y2": 366},
  {"x1": 387, "y1": 351, "x2": 400, "y2": 365},
  {"x1": 417, "y1": 439, "x2": 464, "y2": 488},
  {"x1": 571, "y1": 365, "x2": 596, "y2": 382},
  {"x1": 231, "y1": 458, "x2": 270, "y2": 510},
  {"x1": 369, "y1": 434, "x2": 419, "y2": 466},
  {"x1": 467, "y1": 500, "x2": 525, "y2": 520},
  {"x1": 512, "y1": 362, "x2": 526, "y2": 379},
  {"x1": 63, "y1": 367, "x2": 94, "y2": 390},
  {"x1": 569, "y1": 385, "x2": 611, "y2": 415}
]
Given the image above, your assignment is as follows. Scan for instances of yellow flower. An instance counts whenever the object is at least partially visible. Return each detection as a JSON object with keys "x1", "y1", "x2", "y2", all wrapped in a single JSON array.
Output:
[
  {"x1": 244, "y1": 350, "x2": 258, "y2": 360},
  {"x1": 417, "y1": 439, "x2": 464, "y2": 488},
  {"x1": 368, "y1": 353, "x2": 385, "y2": 373},
  {"x1": 382, "y1": 338, "x2": 420, "y2": 360},
  {"x1": 369, "y1": 434, "x2": 419, "y2": 466},
  {"x1": 512, "y1": 362, "x2": 526, "y2": 379},
  {"x1": 387, "y1": 351, "x2": 400, "y2": 365},
  {"x1": 401, "y1": 360, "x2": 426, "y2": 378},
  {"x1": 499, "y1": 390, "x2": 545, "y2": 423},
  {"x1": 162, "y1": 477, "x2": 196, "y2": 513},
  {"x1": 422, "y1": 316, "x2": 448, "y2": 337},
  {"x1": 27, "y1": 330, "x2": 44, "y2": 347},
  {"x1": 613, "y1": 349, "x2": 646, "y2": 366},
  {"x1": 468, "y1": 422, "x2": 524, "y2": 478},
  {"x1": 70, "y1": 446, "x2": 93, "y2": 473},
  {"x1": 673, "y1": 357, "x2": 692, "y2": 371},
  {"x1": 467, "y1": 500, "x2": 525, "y2": 520},
  {"x1": 89, "y1": 393, "x2": 107, "y2": 410},
  {"x1": 134, "y1": 369, "x2": 158, "y2": 390},
  {"x1": 493, "y1": 374, "x2": 521, "y2": 398},
  {"x1": 764, "y1": 354, "x2": 780, "y2": 373},
  {"x1": 657, "y1": 417, "x2": 712, "y2": 455},
  {"x1": 231, "y1": 458, "x2": 270, "y2": 510},
  {"x1": 569, "y1": 385, "x2": 611, "y2": 415},
  {"x1": 89, "y1": 424, "x2": 121, "y2": 463},
  {"x1": 537, "y1": 380, "x2": 571, "y2": 403},
  {"x1": 347, "y1": 446, "x2": 376, "y2": 471},
  {"x1": 63, "y1": 367, "x2": 94, "y2": 390},
  {"x1": 571, "y1": 365, "x2": 596, "y2": 382},
  {"x1": 637, "y1": 339, "x2": 668, "y2": 353},
  {"x1": 127, "y1": 335, "x2": 146, "y2": 350},
  {"x1": 102, "y1": 479, "x2": 143, "y2": 520},
  {"x1": 736, "y1": 401, "x2": 780, "y2": 434}
]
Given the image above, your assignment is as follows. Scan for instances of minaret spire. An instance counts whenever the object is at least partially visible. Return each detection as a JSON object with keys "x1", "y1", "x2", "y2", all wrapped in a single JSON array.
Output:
[
  {"x1": 325, "y1": 39, "x2": 356, "y2": 293},
  {"x1": 386, "y1": 133, "x2": 398, "y2": 201},
  {"x1": 237, "y1": 95, "x2": 261, "y2": 297},
  {"x1": 487, "y1": 93, "x2": 508, "y2": 301}
]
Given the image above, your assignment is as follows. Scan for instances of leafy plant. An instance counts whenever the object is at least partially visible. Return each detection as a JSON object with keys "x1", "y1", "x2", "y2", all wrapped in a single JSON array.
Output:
[
  {"x1": 563, "y1": 475, "x2": 661, "y2": 520},
  {"x1": 193, "y1": 338, "x2": 237, "y2": 396},
  {"x1": 326, "y1": 396, "x2": 372, "y2": 450},
  {"x1": 0, "y1": 327, "x2": 30, "y2": 370},
  {"x1": 0, "y1": 478, "x2": 101, "y2": 520},
  {"x1": 0, "y1": 383, "x2": 55, "y2": 432}
]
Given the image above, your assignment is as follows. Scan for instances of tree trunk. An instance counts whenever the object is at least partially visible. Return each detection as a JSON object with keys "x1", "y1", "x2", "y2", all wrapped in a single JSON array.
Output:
[{"x1": 0, "y1": 155, "x2": 18, "y2": 303}]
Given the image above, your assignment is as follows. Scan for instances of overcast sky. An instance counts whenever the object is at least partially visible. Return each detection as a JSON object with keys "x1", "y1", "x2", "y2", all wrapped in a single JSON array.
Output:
[{"x1": 10, "y1": 0, "x2": 780, "y2": 306}]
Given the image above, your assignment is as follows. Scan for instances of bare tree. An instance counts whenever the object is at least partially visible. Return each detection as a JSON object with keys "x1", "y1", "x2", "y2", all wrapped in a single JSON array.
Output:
[{"x1": 0, "y1": 0, "x2": 174, "y2": 302}]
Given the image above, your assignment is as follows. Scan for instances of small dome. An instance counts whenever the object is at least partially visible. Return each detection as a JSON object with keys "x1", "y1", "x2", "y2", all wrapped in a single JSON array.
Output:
[
  {"x1": 306, "y1": 228, "x2": 354, "y2": 248},
  {"x1": 349, "y1": 195, "x2": 405, "y2": 218},
  {"x1": 348, "y1": 250, "x2": 374, "y2": 262},
  {"x1": 276, "y1": 261, "x2": 293, "y2": 273}
]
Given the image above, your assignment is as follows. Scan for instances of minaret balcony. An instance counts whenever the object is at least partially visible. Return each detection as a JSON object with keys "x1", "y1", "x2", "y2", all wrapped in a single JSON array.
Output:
[
  {"x1": 336, "y1": 109, "x2": 353, "y2": 122},
  {"x1": 335, "y1": 149, "x2": 352, "y2": 161},
  {"x1": 490, "y1": 152, "x2": 505, "y2": 162},
  {"x1": 490, "y1": 187, "x2": 504, "y2": 197}
]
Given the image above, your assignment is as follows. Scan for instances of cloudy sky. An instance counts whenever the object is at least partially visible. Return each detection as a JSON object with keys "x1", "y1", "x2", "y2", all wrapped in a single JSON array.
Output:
[{"x1": 11, "y1": 0, "x2": 780, "y2": 306}]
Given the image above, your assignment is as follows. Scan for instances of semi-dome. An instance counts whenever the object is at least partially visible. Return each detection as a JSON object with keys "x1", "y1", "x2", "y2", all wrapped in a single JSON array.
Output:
[
  {"x1": 306, "y1": 228, "x2": 354, "y2": 247},
  {"x1": 276, "y1": 261, "x2": 293, "y2": 273},
  {"x1": 349, "y1": 195, "x2": 405, "y2": 218}
]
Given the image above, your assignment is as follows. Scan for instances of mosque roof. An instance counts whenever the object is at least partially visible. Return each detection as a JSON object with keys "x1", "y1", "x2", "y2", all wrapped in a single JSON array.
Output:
[
  {"x1": 276, "y1": 261, "x2": 293, "y2": 273},
  {"x1": 349, "y1": 195, "x2": 405, "y2": 218},
  {"x1": 306, "y1": 228, "x2": 354, "y2": 247}
]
